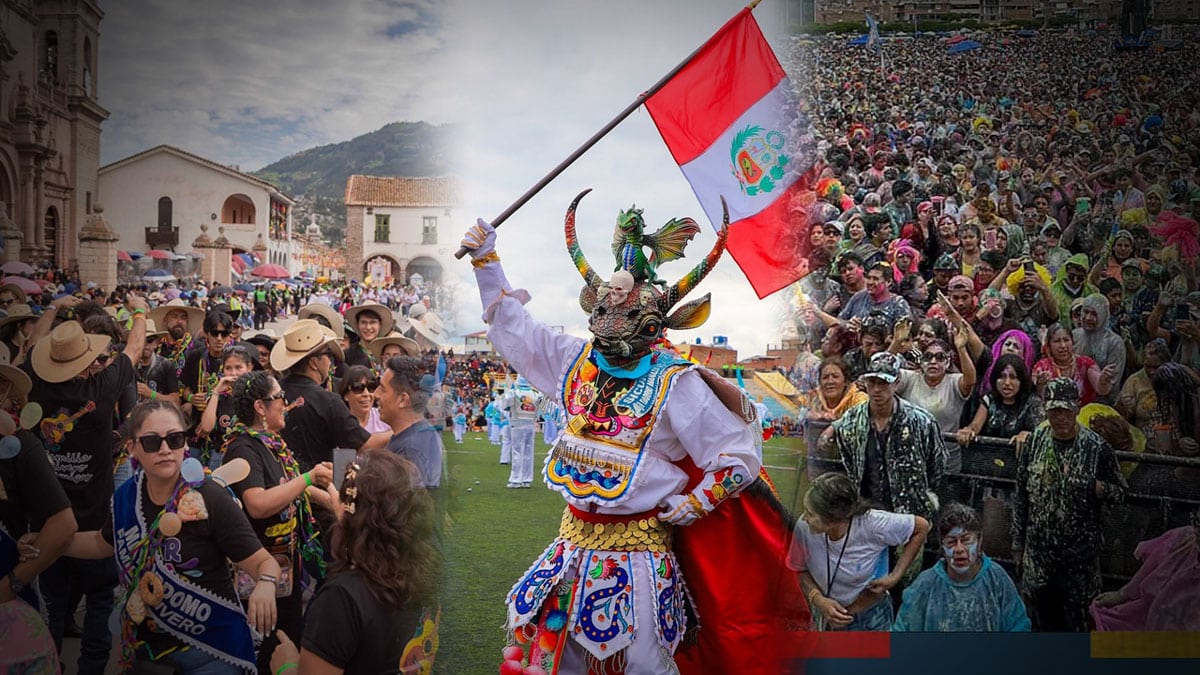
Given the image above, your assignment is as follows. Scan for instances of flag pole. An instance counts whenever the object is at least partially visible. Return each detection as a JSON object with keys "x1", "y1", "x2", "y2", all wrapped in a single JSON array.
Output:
[{"x1": 455, "y1": 1, "x2": 764, "y2": 259}]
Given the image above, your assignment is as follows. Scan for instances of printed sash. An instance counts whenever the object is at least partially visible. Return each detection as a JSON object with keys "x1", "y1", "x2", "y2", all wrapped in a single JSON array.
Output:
[{"x1": 112, "y1": 475, "x2": 256, "y2": 671}]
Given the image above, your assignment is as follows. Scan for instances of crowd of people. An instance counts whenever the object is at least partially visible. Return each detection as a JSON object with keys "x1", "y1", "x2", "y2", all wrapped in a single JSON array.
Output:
[
  {"x1": 774, "y1": 26, "x2": 1200, "y2": 633},
  {"x1": 0, "y1": 280, "x2": 448, "y2": 673}
]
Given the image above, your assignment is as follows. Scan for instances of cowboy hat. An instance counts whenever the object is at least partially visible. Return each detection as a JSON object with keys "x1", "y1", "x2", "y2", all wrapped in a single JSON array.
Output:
[
  {"x1": 148, "y1": 299, "x2": 204, "y2": 338},
  {"x1": 298, "y1": 302, "x2": 345, "y2": 339},
  {"x1": 368, "y1": 335, "x2": 421, "y2": 362},
  {"x1": 270, "y1": 319, "x2": 344, "y2": 372},
  {"x1": 344, "y1": 302, "x2": 394, "y2": 337},
  {"x1": 31, "y1": 320, "x2": 112, "y2": 383},
  {"x1": 0, "y1": 304, "x2": 37, "y2": 330},
  {"x1": 244, "y1": 328, "x2": 278, "y2": 350},
  {"x1": 0, "y1": 283, "x2": 27, "y2": 304},
  {"x1": 0, "y1": 347, "x2": 31, "y2": 402},
  {"x1": 143, "y1": 318, "x2": 168, "y2": 340}
]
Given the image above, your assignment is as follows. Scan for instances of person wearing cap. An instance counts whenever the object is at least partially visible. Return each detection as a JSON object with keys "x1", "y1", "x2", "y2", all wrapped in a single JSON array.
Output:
[
  {"x1": 821, "y1": 351, "x2": 947, "y2": 592},
  {"x1": 343, "y1": 303, "x2": 393, "y2": 371},
  {"x1": 21, "y1": 291, "x2": 148, "y2": 671},
  {"x1": 930, "y1": 252, "x2": 959, "y2": 294},
  {"x1": 0, "y1": 347, "x2": 78, "y2": 671},
  {"x1": 1012, "y1": 377, "x2": 1127, "y2": 632},
  {"x1": 245, "y1": 329, "x2": 278, "y2": 372},
  {"x1": 270, "y1": 320, "x2": 391, "y2": 475}
]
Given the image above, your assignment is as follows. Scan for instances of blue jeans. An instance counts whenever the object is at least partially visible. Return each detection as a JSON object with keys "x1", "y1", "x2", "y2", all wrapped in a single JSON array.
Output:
[
  {"x1": 831, "y1": 596, "x2": 894, "y2": 632},
  {"x1": 42, "y1": 555, "x2": 118, "y2": 675},
  {"x1": 166, "y1": 647, "x2": 244, "y2": 675}
]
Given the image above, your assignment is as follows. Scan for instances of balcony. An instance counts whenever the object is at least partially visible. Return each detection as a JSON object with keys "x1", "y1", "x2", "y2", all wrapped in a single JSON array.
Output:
[{"x1": 145, "y1": 226, "x2": 179, "y2": 249}]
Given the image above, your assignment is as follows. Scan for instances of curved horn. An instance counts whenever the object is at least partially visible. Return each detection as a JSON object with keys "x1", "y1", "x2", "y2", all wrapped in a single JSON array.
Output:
[
  {"x1": 565, "y1": 188, "x2": 603, "y2": 291},
  {"x1": 662, "y1": 197, "x2": 729, "y2": 311}
]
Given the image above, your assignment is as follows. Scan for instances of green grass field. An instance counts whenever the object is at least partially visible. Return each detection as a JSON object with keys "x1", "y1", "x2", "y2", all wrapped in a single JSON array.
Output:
[{"x1": 435, "y1": 430, "x2": 808, "y2": 674}]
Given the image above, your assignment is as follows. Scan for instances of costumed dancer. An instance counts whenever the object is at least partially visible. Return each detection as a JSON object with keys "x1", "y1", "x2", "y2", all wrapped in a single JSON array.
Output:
[
  {"x1": 542, "y1": 400, "x2": 564, "y2": 446},
  {"x1": 498, "y1": 389, "x2": 513, "y2": 465},
  {"x1": 485, "y1": 396, "x2": 500, "y2": 445},
  {"x1": 462, "y1": 191, "x2": 806, "y2": 675},
  {"x1": 504, "y1": 377, "x2": 543, "y2": 489},
  {"x1": 452, "y1": 404, "x2": 468, "y2": 444}
]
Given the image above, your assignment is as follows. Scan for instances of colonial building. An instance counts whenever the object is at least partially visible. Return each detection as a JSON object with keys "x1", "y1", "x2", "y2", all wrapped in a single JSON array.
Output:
[
  {"x1": 344, "y1": 175, "x2": 459, "y2": 285},
  {"x1": 98, "y1": 144, "x2": 294, "y2": 270},
  {"x1": 0, "y1": 0, "x2": 108, "y2": 268},
  {"x1": 290, "y1": 215, "x2": 345, "y2": 281}
]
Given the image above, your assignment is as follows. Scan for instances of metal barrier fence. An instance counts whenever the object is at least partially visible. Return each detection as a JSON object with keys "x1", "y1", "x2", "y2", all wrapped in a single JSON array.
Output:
[{"x1": 798, "y1": 419, "x2": 1200, "y2": 583}]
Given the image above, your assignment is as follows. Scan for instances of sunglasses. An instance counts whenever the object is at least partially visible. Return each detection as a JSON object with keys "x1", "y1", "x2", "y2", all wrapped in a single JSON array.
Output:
[
  {"x1": 348, "y1": 380, "x2": 380, "y2": 394},
  {"x1": 209, "y1": 329, "x2": 232, "y2": 338},
  {"x1": 921, "y1": 352, "x2": 950, "y2": 363},
  {"x1": 261, "y1": 392, "x2": 286, "y2": 403},
  {"x1": 135, "y1": 431, "x2": 188, "y2": 454},
  {"x1": 93, "y1": 353, "x2": 111, "y2": 367}
]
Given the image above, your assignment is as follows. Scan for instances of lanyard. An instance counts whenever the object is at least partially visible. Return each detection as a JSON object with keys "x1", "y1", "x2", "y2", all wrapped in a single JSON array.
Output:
[{"x1": 824, "y1": 518, "x2": 853, "y2": 600}]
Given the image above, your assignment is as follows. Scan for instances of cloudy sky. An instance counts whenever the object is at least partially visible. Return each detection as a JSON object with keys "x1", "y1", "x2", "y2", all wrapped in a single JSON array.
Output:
[{"x1": 100, "y1": 0, "x2": 801, "y2": 354}]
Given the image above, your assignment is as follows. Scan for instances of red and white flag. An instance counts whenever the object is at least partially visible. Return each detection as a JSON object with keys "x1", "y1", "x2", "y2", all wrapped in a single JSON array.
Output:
[{"x1": 646, "y1": 8, "x2": 819, "y2": 299}]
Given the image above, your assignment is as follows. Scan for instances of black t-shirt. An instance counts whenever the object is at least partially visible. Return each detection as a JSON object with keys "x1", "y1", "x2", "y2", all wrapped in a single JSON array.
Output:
[
  {"x1": 301, "y1": 570, "x2": 421, "y2": 675},
  {"x1": 199, "y1": 395, "x2": 238, "y2": 462},
  {"x1": 101, "y1": 478, "x2": 262, "y2": 653},
  {"x1": 343, "y1": 343, "x2": 376, "y2": 371},
  {"x1": 279, "y1": 374, "x2": 370, "y2": 472},
  {"x1": 221, "y1": 434, "x2": 299, "y2": 559},
  {"x1": 179, "y1": 349, "x2": 222, "y2": 400},
  {"x1": 0, "y1": 430, "x2": 71, "y2": 536},
  {"x1": 25, "y1": 352, "x2": 135, "y2": 530},
  {"x1": 136, "y1": 353, "x2": 181, "y2": 398}
]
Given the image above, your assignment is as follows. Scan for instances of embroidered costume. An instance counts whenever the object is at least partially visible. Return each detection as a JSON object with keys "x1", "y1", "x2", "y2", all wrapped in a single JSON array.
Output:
[{"x1": 466, "y1": 192, "x2": 805, "y2": 675}]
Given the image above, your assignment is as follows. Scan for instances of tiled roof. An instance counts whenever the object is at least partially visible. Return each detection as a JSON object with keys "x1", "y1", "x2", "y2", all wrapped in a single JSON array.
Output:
[{"x1": 344, "y1": 175, "x2": 459, "y2": 207}]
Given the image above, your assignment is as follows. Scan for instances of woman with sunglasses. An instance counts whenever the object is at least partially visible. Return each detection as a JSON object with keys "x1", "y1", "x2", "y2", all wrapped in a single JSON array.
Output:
[
  {"x1": 896, "y1": 330, "x2": 976, "y2": 465},
  {"x1": 64, "y1": 399, "x2": 280, "y2": 674},
  {"x1": 221, "y1": 370, "x2": 336, "y2": 673},
  {"x1": 339, "y1": 365, "x2": 390, "y2": 433}
]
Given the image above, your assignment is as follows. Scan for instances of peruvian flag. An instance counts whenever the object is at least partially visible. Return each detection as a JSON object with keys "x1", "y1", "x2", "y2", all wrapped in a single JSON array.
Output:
[{"x1": 646, "y1": 8, "x2": 819, "y2": 299}]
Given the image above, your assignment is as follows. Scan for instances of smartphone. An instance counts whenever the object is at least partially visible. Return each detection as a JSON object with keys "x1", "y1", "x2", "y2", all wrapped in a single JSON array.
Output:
[
  {"x1": 1024, "y1": 260, "x2": 1035, "y2": 273},
  {"x1": 1075, "y1": 198, "x2": 1091, "y2": 215},
  {"x1": 985, "y1": 229, "x2": 997, "y2": 249},
  {"x1": 333, "y1": 447, "x2": 357, "y2": 490},
  {"x1": 1177, "y1": 303, "x2": 1192, "y2": 322}
]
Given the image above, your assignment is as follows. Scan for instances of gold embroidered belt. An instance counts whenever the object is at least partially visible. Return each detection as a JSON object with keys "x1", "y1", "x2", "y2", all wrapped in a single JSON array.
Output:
[{"x1": 558, "y1": 506, "x2": 671, "y2": 553}]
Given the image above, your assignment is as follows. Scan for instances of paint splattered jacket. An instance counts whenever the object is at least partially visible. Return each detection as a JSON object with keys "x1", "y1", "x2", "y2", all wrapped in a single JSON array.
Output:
[
  {"x1": 830, "y1": 397, "x2": 947, "y2": 522},
  {"x1": 1011, "y1": 423, "x2": 1127, "y2": 559}
]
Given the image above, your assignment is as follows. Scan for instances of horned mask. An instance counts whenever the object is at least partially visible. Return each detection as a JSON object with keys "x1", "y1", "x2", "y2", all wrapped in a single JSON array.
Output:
[{"x1": 564, "y1": 189, "x2": 728, "y2": 367}]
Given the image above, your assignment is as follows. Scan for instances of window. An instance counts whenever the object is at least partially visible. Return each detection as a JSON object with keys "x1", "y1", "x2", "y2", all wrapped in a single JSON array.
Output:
[
  {"x1": 157, "y1": 196, "x2": 173, "y2": 229},
  {"x1": 374, "y1": 214, "x2": 390, "y2": 243},
  {"x1": 422, "y1": 216, "x2": 437, "y2": 245},
  {"x1": 42, "y1": 32, "x2": 58, "y2": 84}
]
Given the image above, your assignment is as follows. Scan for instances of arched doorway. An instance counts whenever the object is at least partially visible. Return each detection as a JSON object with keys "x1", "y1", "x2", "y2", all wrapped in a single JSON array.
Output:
[
  {"x1": 406, "y1": 256, "x2": 442, "y2": 286},
  {"x1": 363, "y1": 255, "x2": 400, "y2": 286},
  {"x1": 43, "y1": 206, "x2": 59, "y2": 266},
  {"x1": 221, "y1": 194, "x2": 256, "y2": 224}
]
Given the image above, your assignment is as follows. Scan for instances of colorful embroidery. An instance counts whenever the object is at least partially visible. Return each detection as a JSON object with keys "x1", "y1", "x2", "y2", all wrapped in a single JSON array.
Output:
[{"x1": 572, "y1": 553, "x2": 636, "y2": 659}]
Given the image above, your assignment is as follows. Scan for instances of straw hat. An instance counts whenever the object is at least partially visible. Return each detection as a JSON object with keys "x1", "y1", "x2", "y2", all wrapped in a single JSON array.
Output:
[
  {"x1": 298, "y1": 302, "x2": 345, "y2": 339},
  {"x1": 148, "y1": 299, "x2": 204, "y2": 337},
  {"x1": 344, "y1": 302, "x2": 394, "y2": 337},
  {"x1": 0, "y1": 304, "x2": 37, "y2": 330},
  {"x1": 0, "y1": 347, "x2": 31, "y2": 402},
  {"x1": 368, "y1": 335, "x2": 421, "y2": 362},
  {"x1": 31, "y1": 320, "x2": 112, "y2": 383},
  {"x1": 0, "y1": 283, "x2": 27, "y2": 304},
  {"x1": 270, "y1": 319, "x2": 344, "y2": 372},
  {"x1": 144, "y1": 318, "x2": 168, "y2": 340}
]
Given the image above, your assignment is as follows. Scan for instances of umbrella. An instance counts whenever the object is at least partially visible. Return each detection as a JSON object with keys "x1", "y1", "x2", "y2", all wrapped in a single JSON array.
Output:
[
  {"x1": 145, "y1": 249, "x2": 176, "y2": 260},
  {"x1": 250, "y1": 263, "x2": 290, "y2": 279},
  {"x1": 1016, "y1": 29, "x2": 1037, "y2": 37},
  {"x1": 143, "y1": 269, "x2": 175, "y2": 282},
  {"x1": 212, "y1": 285, "x2": 235, "y2": 296},
  {"x1": 947, "y1": 34, "x2": 967, "y2": 44},
  {"x1": 0, "y1": 261, "x2": 35, "y2": 275},
  {"x1": 117, "y1": 250, "x2": 134, "y2": 262},
  {"x1": 126, "y1": 250, "x2": 145, "y2": 260},
  {"x1": 1, "y1": 276, "x2": 43, "y2": 294},
  {"x1": 234, "y1": 283, "x2": 255, "y2": 292},
  {"x1": 848, "y1": 35, "x2": 869, "y2": 45},
  {"x1": 948, "y1": 40, "x2": 982, "y2": 54}
]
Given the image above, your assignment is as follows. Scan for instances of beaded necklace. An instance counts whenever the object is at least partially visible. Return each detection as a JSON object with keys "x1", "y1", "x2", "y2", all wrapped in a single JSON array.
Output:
[
  {"x1": 162, "y1": 333, "x2": 193, "y2": 377},
  {"x1": 221, "y1": 422, "x2": 326, "y2": 576}
]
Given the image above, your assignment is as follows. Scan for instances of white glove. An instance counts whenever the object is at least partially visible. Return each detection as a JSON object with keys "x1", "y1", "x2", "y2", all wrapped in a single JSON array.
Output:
[
  {"x1": 461, "y1": 218, "x2": 497, "y2": 259},
  {"x1": 657, "y1": 493, "x2": 706, "y2": 527}
]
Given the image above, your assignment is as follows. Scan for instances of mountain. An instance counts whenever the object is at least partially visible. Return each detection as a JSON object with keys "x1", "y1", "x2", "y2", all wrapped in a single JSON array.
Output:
[{"x1": 253, "y1": 121, "x2": 456, "y2": 245}]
